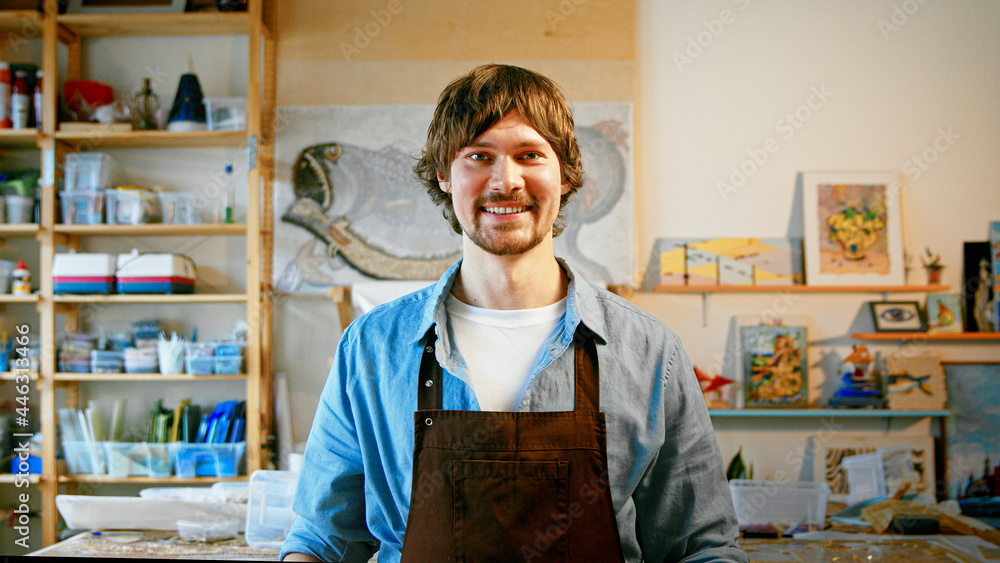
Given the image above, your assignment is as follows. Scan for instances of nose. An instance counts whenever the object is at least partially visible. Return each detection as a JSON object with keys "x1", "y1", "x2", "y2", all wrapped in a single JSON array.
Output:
[{"x1": 489, "y1": 156, "x2": 524, "y2": 192}]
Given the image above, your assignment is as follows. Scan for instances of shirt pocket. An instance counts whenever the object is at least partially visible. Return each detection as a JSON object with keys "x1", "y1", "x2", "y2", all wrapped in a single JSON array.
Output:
[{"x1": 453, "y1": 459, "x2": 569, "y2": 562}]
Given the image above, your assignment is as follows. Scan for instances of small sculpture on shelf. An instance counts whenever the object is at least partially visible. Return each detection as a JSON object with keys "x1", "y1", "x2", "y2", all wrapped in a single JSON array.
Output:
[
  {"x1": 829, "y1": 344, "x2": 887, "y2": 409},
  {"x1": 694, "y1": 366, "x2": 734, "y2": 409},
  {"x1": 921, "y1": 247, "x2": 944, "y2": 284}
]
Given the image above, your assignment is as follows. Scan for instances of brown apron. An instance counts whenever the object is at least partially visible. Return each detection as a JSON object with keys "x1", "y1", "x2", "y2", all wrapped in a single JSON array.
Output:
[{"x1": 400, "y1": 328, "x2": 625, "y2": 562}]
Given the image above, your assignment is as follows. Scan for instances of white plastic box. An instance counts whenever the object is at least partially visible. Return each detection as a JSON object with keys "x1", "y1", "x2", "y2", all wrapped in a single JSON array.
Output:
[
  {"x1": 115, "y1": 250, "x2": 196, "y2": 294},
  {"x1": 52, "y1": 252, "x2": 116, "y2": 294},
  {"x1": 60, "y1": 191, "x2": 104, "y2": 224},
  {"x1": 64, "y1": 152, "x2": 116, "y2": 192},
  {"x1": 106, "y1": 188, "x2": 161, "y2": 225},
  {"x1": 841, "y1": 446, "x2": 917, "y2": 505},
  {"x1": 729, "y1": 479, "x2": 830, "y2": 534},
  {"x1": 244, "y1": 470, "x2": 299, "y2": 548},
  {"x1": 62, "y1": 440, "x2": 107, "y2": 475},
  {"x1": 205, "y1": 97, "x2": 247, "y2": 131},
  {"x1": 159, "y1": 192, "x2": 200, "y2": 224},
  {"x1": 172, "y1": 442, "x2": 246, "y2": 478}
]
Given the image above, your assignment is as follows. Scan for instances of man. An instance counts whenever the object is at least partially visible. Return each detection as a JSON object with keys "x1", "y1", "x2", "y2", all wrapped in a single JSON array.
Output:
[{"x1": 282, "y1": 64, "x2": 746, "y2": 562}]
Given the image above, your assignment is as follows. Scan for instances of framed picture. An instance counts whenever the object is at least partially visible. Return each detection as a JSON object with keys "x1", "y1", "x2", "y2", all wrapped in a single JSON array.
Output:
[
  {"x1": 813, "y1": 434, "x2": 935, "y2": 504},
  {"x1": 801, "y1": 171, "x2": 905, "y2": 286},
  {"x1": 925, "y1": 292, "x2": 963, "y2": 333},
  {"x1": 885, "y1": 350, "x2": 946, "y2": 410},
  {"x1": 739, "y1": 323, "x2": 808, "y2": 408},
  {"x1": 869, "y1": 301, "x2": 925, "y2": 332}
]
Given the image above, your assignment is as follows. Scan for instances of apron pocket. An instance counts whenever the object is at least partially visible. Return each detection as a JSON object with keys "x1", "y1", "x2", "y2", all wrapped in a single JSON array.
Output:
[{"x1": 453, "y1": 459, "x2": 569, "y2": 562}]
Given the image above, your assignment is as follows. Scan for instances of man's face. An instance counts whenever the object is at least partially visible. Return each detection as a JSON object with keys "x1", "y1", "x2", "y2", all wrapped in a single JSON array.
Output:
[{"x1": 438, "y1": 111, "x2": 568, "y2": 257}]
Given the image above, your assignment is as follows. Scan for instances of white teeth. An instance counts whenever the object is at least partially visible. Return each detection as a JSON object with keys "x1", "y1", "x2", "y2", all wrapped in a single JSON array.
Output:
[{"x1": 484, "y1": 206, "x2": 528, "y2": 215}]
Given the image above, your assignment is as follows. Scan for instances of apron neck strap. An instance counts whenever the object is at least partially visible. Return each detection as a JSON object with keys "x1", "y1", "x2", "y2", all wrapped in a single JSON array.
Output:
[{"x1": 416, "y1": 325, "x2": 601, "y2": 412}]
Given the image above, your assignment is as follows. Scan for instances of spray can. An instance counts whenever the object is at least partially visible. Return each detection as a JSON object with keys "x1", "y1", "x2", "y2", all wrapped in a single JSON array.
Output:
[
  {"x1": 33, "y1": 70, "x2": 43, "y2": 130},
  {"x1": 12, "y1": 259, "x2": 30, "y2": 295},
  {"x1": 0, "y1": 62, "x2": 11, "y2": 129},
  {"x1": 11, "y1": 70, "x2": 30, "y2": 130}
]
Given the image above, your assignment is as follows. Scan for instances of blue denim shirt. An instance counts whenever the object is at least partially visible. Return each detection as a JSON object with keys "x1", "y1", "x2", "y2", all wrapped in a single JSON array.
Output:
[{"x1": 281, "y1": 260, "x2": 746, "y2": 562}]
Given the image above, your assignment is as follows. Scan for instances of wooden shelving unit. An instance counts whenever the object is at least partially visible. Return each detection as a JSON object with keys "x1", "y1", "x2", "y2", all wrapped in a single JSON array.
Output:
[
  {"x1": 652, "y1": 284, "x2": 950, "y2": 294},
  {"x1": 852, "y1": 332, "x2": 1000, "y2": 341},
  {"x1": 708, "y1": 409, "x2": 949, "y2": 418},
  {"x1": 10, "y1": 1, "x2": 276, "y2": 547}
]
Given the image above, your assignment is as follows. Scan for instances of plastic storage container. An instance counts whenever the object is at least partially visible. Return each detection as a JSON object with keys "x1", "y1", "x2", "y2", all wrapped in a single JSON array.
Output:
[
  {"x1": 4, "y1": 194, "x2": 34, "y2": 223},
  {"x1": 729, "y1": 479, "x2": 830, "y2": 535},
  {"x1": 115, "y1": 251, "x2": 196, "y2": 294},
  {"x1": 177, "y1": 518, "x2": 239, "y2": 542},
  {"x1": 159, "y1": 192, "x2": 200, "y2": 224},
  {"x1": 841, "y1": 446, "x2": 917, "y2": 505},
  {"x1": 60, "y1": 191, "x2": 104, "y2": 224},
  {"x1": 64, "y1": 152, "x2": 116, "y2": 193},
  {"x1": 106, "y1": 188, "x2": 161, "y2": 225},
  {"x1": 52, "y1": 252, "x2": 116, "y2": 294},
  {"x1": 104, "y1": 442, "x2": 173, "y2": 478},
  {"x1": 61, "y1": 440, "x2": 107, "y2": 475},
  {"x1": 172, "y1": 442, "x2": 246, "y2": 478},
  {"x1": 245, "y1": 470, "x2": 299, "y2": 548},
  {"x1": 204, "y1": 97, "x2": 247, "y2": 131}
]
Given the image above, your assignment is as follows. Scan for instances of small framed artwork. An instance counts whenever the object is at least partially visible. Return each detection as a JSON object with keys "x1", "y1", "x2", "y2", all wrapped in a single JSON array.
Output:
[
  {"x1": 925, "y1": 292, "x2": 964, "y2": 333},
  {"x1": 869, "y1": 301, "x2": 925, "y2": 332},
  {"x1": 801, "y1": 171, "x2": 905, "y2": 286},
  {"x1": 739, "y1": 323, "x2": 808, "y2": 408}
]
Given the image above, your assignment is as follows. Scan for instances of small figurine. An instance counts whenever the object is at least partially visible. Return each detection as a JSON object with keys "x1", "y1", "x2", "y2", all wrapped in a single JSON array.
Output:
[
  {"x1": 829, "y1": 344, "x2": 887, "y2": 409},
  {"x1": 694, "y1": 366, "x2": 734, "y2": 409}
]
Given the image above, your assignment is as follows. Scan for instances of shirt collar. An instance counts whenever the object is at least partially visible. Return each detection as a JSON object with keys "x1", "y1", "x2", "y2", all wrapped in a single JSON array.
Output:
[{"x1": 414, "y1": 258, "x2": 609, "y2": 346}]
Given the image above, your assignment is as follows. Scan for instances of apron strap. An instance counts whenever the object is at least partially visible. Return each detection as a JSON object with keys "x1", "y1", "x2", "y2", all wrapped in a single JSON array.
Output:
[
  {"x1": 417, "y1": 328, "x2": 443, "y2": 411},
  {"x1": 416, "y1": 325, "x2": 601, "y2": 413}
]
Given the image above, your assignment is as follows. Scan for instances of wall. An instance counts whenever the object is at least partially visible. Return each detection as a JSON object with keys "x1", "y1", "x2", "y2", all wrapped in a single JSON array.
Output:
[
  {"x1": 633, "y1": 0, "x2": 1000, "y2": 482},
  {"x1": 273, "y1": 0, "x2": 1000, "y2": 484}
]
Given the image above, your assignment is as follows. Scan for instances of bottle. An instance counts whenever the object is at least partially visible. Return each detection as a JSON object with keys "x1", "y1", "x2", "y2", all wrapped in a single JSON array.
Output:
[
  {"x1": 33, "y1": 70, "x2": 43, "y2": 130},
  {"x1": 223, "y1": 163, "x2": 235, "y2": 224},
  {"x1": 11, "y1": 69, "x2": 30, "y2": 130},
  {"x1": 12, "y1": 259, "x2": 31, "y2": 296},
  {"x1": 0, "y1": 62, "x2": 11, "y2": 129}
]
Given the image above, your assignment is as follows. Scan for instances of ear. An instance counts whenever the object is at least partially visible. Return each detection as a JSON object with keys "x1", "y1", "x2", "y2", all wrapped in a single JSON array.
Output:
[
  {"x1": 561, "y1": 180, "x2": 571, "y2": 195},
  {"x1": 437, "y1": 171, "x2": 451, "y2": 193}
]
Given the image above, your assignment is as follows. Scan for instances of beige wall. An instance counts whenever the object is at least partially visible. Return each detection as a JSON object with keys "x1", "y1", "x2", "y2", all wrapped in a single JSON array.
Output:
[{"x1": 275, "y1": 0, "x2": 634, "y2": 105}]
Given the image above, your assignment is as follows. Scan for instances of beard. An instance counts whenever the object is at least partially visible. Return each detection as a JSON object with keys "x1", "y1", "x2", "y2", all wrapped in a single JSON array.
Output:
[{"x1": 461, "y1": 193, "x2": 552, "y2": 256}]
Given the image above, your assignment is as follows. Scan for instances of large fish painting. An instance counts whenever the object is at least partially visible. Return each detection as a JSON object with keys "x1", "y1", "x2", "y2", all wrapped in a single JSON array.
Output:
[{"x1": 273, "y1": 104, "x2": 633, "y2": 290}]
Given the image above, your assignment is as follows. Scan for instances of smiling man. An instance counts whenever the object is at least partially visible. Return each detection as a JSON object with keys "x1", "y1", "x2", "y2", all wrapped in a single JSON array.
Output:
[{"x1": 282, "y1": 65, "x2": 746, "y2": 562}]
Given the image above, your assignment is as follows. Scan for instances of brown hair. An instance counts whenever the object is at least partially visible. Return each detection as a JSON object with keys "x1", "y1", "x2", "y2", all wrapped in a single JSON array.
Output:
[{"x1": 413, "y1": 64, "x2": 582, "y2": 236}]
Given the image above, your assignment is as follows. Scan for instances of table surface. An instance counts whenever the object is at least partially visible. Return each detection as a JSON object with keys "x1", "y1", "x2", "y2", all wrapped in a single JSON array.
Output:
[{"x1": 30, "y1": 531, "x2": 280, "y2": 560}]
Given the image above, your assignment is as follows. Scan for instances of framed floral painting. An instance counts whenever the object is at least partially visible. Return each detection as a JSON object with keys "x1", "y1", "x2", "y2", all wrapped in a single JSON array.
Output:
[{"x1": 801, "y1": 171, "x2": 905, "y2": 286}]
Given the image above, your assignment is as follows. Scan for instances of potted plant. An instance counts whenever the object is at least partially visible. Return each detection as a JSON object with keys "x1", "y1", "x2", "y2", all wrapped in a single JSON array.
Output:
[{"x1": 921, "y1": 247, "x2": 944, "y2": 284}]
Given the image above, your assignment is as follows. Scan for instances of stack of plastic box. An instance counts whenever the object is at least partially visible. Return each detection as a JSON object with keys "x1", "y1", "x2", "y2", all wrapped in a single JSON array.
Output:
[{"x1": 59, "y1": 152, "x2": 117, "y2": 224}]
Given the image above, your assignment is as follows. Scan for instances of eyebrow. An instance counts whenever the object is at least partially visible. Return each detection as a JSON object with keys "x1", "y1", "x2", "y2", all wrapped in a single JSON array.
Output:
[{"x1": 466, "y1": 139, "x2": 548, "y2": 149}]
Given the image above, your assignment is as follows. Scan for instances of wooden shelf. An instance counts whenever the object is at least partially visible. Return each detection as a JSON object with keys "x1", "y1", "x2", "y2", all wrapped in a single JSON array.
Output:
[
  {"x1": 0, "y1": 293, "x2": 41, "y2": 304},
  {"x1": 0, "y1": 128, "x2": 40, "y2": 148},
  {"x1": 0, "y1": 224, "x2": 41, "y2": 238},
  {"x1": 54, "y1": 372, "x2": 246, "y2": 382},
  {"x1": 56, "y1": 12, "x2": 248, "y2": 37},
  {"x1": 53, "y1": 293, "x2": 247, "y2": 304},
  {"x1": 852, "y1": 332, "x2": 1000, "y2": 341},
  {"x1": 0, "y1": 371, "x2": 39, "y2": 381},
  {"x1": 58, "y1": 475, "x2": 247, "y2": 484},
  {"x1": 708, "y1": 408, "x2": 950, "y2": 418},
  {"x1": 0, "y1": 473, "x2": 39, "y2": 485},
  {"x1": 0, "y1": 10, "x2": 41, "y2": 35},
  {"x1": 652, "y1": 284, "x2": 950, "y2": 294},
  {"x1": 54, "y1": 223, "x2": 247, "y2": 237},
  {"x1": 54, "y1": 130, "x2": 248, "y2": 148}
]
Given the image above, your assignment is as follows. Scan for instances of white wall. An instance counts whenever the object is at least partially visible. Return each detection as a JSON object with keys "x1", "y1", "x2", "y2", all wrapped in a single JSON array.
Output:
[{"x1": 634, "y1": 1, "x2": 1000, "y2": 481}]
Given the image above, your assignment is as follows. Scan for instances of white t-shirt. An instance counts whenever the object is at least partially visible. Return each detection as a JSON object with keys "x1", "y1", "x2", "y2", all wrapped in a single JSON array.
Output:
[{"x1": 445, "y1": 295, "x2": 566, "y2": 411}]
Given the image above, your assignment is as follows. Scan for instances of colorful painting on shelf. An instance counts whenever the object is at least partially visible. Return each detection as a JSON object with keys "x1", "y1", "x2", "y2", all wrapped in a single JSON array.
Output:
[
  {"x1": 740, "y1": 324, "x2": 808, "y2": 408},
  {"x1": 884, "y1": 350, "x2": 946, "y2": 410},
  {"x1": 945, "y1": 363, "x2": 1000, "y2": 499},
  {"x1": 801, "y1": 171, "x2": 905, "y2": 286},
  {"x1": 925, "y1": 293, "x2": 963, "y2": 333},
  {"x1": 641, "y1": 237, "x2": 803, "y2": 291}
]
